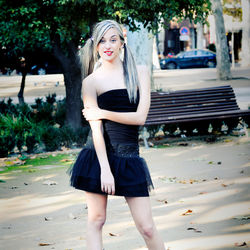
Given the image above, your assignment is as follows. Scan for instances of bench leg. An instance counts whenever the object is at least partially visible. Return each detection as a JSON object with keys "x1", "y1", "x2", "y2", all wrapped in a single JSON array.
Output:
[
  {"x1": 243, "y1": 120, "x2": 249, "y2": 138},
  {"x1": 142, "y1": 127, "x2": 149, "y2": 149}
]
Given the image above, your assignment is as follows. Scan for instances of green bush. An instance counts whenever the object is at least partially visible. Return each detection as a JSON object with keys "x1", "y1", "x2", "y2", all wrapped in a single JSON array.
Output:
[
  {"x1": 0, "y1": 98, "x2": 17, "y2": 116},
  {"x1": 0, "y1": 130, "x2": 15, "y2": 157},
  {"x1": 25, "y1": 124, "x2": 42, "y2": 153},
  {"x1": 46, "y1": 93, "x2": 57, "y2": 105},
  {"x1": 74, "y1": 126, "x2": 90, "y2": 147},
  {"x1": 59, "y1": 125, "x2": 75, "y2": 148},
  {"x1": 0, "y1": 95, "x2": 90, "y2": 156},
  {"x1": 41, "y1": 125, "x2": 61, "y2": 152},
  {"x1": 0, "y1": 114, "x2": 32, "y2": 153},
  {"x1": 26, "y1": 134, "x2": 38, "y2": 153},
  {"x1": 54, "y1": 99, "x2": 66, "y2": 126}
]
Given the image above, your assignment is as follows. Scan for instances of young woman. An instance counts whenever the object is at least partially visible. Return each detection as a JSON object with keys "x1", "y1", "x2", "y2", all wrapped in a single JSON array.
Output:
[{"x1": 69, "y1": 20, "x2": 165, "y2": 250}]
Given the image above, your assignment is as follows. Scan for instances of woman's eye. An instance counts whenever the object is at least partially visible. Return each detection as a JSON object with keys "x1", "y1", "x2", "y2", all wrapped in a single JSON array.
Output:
[
  {"x1": 100, "y1": 39, "x2": 105, "y2": 43},
  {"x1": 111, "y1": 39, "x2": 117, "y2": 43}
]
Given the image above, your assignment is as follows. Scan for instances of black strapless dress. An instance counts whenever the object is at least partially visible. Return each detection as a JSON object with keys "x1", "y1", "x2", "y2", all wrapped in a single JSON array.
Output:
[{"x1": 68, "y1": 89, "x2": 153, "y2": 197}]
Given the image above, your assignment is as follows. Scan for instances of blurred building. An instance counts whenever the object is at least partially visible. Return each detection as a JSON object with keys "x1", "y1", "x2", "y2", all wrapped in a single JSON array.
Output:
[{"x1": 157, "y1": 4, "x2": 243, "y2": 63}]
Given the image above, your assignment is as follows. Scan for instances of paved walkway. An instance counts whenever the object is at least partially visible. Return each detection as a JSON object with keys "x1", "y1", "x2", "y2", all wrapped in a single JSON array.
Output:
[
  {"x1": 0, "y1": 135, "x2": 250, "y2": 249},
  {"x1": 1, "y1": 66, "x2": 249, "y2": 109}
]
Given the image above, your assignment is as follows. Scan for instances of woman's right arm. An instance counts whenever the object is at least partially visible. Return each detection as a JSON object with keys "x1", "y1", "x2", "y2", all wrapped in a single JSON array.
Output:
[{"x1": 83, "y1": 77, "x2": 115, "y2": 195}]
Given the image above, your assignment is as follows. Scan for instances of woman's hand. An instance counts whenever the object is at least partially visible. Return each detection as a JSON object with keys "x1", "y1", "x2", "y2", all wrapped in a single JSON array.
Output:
[
  {"x1": 101, "y1": 169, "x2": 115, "y2": 195},
  {"x1": 82, "y1": 107, "x2": 104, "y2": 121}
]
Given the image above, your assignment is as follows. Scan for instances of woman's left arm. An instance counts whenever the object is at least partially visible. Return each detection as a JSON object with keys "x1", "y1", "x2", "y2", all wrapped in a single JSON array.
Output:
[{"x1": 83, "y1": 66, "x2": 150, "y2": 126}]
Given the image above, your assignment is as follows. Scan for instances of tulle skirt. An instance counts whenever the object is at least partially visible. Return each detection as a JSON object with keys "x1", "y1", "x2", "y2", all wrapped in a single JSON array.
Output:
[{"x1": 68, "y1": 134, "x2": 154, "y2": 197}]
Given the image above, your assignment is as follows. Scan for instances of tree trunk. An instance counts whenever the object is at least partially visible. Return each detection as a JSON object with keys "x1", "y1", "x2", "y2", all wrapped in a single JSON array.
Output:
[
  {"x1": 126, "y1": 22, "x2": 154, "y2": 89},
  {"x1": 18, "y1": 72, "x2": 26, "y2": 105},
  {"x1": 64, "y1": 68, "x2": 82, "y2": 130},
  {"x1": 53, "y1": 40, "x2": 82, "y2": 130},
  {"x1": 241, "y1": 0, "x2": 250, "y2": 67},
  {"x1": 231, "y1": 31, "x2": 235, "y2": 68},
  {"x1": 211, "y1": 0, "x2": 232, "y2": 80},
  {"x1": 197, "y1": 22, "x2": 204, "y2": 49}
]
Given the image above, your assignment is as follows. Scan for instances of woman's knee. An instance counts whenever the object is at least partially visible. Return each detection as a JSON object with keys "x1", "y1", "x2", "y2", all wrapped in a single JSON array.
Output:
[
  {"x1": 139, "y1": 223, "x2": 155, "y2": 239},
  {"x1": 88, "y1": 213, "x2": 106, "y2": 229}
]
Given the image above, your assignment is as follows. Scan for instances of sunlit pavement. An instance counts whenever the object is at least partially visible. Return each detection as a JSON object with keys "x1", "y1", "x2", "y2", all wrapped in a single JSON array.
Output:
[
  {"x1": 1, "y1": 66, "x2": 249, "y2": 109},
  {"x1": 0, "y1": 136, "x2": 250, "y2": 249}
]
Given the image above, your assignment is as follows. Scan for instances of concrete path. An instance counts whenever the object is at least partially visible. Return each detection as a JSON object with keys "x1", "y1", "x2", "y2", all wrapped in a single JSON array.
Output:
[
  {"x1": 0, "y1": 135, "x2": 250, "y2": 249},
  {"x1": 1, "y1": 66, "x2": 249, "y2": 109}
]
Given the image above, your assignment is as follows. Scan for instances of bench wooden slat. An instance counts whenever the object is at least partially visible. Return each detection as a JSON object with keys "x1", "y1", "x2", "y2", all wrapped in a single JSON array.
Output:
[
  {"x1": 150, "y1": 99, "x2": 237, "y2": 109},
  {"x1": 145, "y1": 109, "x2": 250, "y2": 125},
  {"x1": 151, "y1": 85, "x2": 233, "y2": 95},
  {"x1": 148, "y1": 106, "x2": 240, "y2": 117}
]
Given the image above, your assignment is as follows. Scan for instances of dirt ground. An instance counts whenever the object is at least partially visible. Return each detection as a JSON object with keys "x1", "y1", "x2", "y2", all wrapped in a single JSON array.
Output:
[
  {"x1": 0, "y1": 67, "x2": 250, "y2": 249},
  {"x1": 0, "y1": 67, "x2": 250, "y2": 109},
  {"x1": 0, "y1": 134, "x2": 250, "y2": 250}
]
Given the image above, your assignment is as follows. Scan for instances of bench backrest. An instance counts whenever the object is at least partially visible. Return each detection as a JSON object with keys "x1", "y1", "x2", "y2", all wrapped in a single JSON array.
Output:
[{"x1": 145, "y1": 85, "x2": 239, "y2": 125}]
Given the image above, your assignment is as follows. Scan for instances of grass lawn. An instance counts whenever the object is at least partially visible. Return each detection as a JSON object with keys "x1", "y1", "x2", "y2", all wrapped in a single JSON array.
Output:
[{"x1": 0, "y1": 153, "x2": 77, "y2": 175}]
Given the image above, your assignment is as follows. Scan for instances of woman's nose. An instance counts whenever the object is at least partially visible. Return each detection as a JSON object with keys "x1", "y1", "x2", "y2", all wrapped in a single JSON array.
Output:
[{"x1": 104, "y1": 41, "x2": 111, "y2": 49}]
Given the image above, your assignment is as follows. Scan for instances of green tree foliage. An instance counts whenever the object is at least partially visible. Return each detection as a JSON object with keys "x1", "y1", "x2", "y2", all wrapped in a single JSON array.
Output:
[
  {"x1": 0, "y1": 0, "x2": 210, "y2": 129},
  {"x1": 223, "y1": 0, "x2": 242, "y2": 21}
]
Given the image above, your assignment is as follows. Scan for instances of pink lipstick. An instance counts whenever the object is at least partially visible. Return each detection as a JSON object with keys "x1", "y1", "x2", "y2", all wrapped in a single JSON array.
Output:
[{"x1": 104, "y1": 51, "x2": 113, "y2": 56}]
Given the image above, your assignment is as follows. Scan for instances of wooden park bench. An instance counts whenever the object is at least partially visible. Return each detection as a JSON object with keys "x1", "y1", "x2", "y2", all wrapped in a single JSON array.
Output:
[{"x1": 143, "y1": 85, "x2": 250, "y2": 147}]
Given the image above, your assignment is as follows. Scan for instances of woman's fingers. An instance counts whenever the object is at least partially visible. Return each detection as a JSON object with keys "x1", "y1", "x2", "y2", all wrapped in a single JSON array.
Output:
[{"x1": 101, "y1": 183, "x2": 115, "y2": 195}]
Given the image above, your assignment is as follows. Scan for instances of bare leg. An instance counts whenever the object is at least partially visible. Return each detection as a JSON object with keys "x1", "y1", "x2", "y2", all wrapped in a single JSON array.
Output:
[
  {"x1": 85, "y1": 192, "x2": 108, "y2": 250},
  {"x1": 125, "y1": 196, "x2": 165, "y2": 250}
]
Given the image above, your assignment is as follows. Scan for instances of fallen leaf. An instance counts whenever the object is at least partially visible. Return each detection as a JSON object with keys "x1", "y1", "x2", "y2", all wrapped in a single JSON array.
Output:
[
  {"x1": 199, "y1": 192, "x2": 207, "y2": 195},
  {"x1": 42, "y1": 180, "x2": 58, "y2": 185},
  {"x1": 40, "y1": 156, "x2": 48, "y2": 159},
  {"x1": 158, "y1": 177, "x2": 177, "y2": 183},
  {"x1": 0, "y1": 180, "x2": 6, "y2": 183},
  {"x1": 39, "y1": 243, "x2": 54, "y2": 246},
  {"x1": 28, "y1": 169, "x2": 36, "y2": 173},
  {"x1": 11, "y1": 186, "x2": 18, "y2": 189},
  {"x1": 109, "y1": 232, "x2": 120, "y2": 237},
  {"x1": 157, "y1": 199, "x2": 168, "y2": 204},
  {"x1": 187, "y1": 227, "x2": 202, "y2": 233},
  {"x1": 208, "y1": 161, "x2": 214, "y2": 165},
  {"x1": 179, "y1": 180, "x2": 187, "y2": 184},
  {"x1": 60, "y1": 159, "x2": 71, "y2": 162},
  {"x1": 44, "y1": 217, "x2": 53, "y2": 221},
  {"x1": 68, "y1": 213, "x2": 77, "y2": 219},
  {"x1": 240, "y1": 170, "x2": 244, "y2": 174},
  {"x1": 182, "y1": 209, "x2": 193, "y2": 216},
  {"x1": 24, "y1": 182, "x2": 28, "y2": 185},
  {"x1": 234, "y1": 242, "x2": 247, "y2": 247},
  {"x1": 221, "y1": 184, "x2": 228, "y2": 187},
  {"x1": 189, "y1": 179, "x2": 199, "y2": 184},
  {"x1": 217, "y1": 161, "x2": 222, "y2": 165}
]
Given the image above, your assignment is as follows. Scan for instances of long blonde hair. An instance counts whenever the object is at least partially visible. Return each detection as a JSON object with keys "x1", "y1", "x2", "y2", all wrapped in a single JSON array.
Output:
[{"x1": 80, "y1": 20, "x2": 139, "y2": 102}]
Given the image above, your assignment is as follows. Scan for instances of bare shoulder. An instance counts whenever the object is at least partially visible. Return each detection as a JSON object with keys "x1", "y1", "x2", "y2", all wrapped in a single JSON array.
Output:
[
  {"x1": 82, "y1": 72, "x2": 97, "y2": 93},
  {"x1": 136, "y1": 65, "x2": 150, "y2": 89}
]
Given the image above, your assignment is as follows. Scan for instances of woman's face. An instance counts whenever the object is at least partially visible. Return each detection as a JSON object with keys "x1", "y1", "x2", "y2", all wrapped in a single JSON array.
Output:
[{"x1": 97, "y1": 27, "x2": 123, "y2": 62}]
